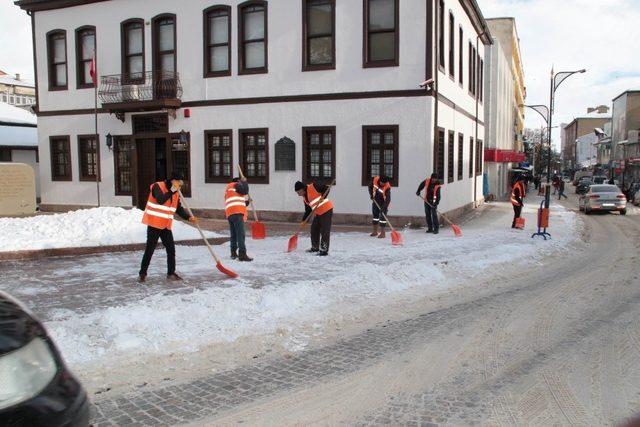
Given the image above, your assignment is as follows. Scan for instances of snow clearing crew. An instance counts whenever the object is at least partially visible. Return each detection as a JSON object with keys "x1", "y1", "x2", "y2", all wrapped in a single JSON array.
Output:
[
  {"x1": 511, "y1": 177, "x2": 525, "y2": 228},
  {"x1": 138, "y1": 171, "x2": 197, "y2": 283},
  {"x1": 368, "y1": 175, "x2": 391, "y2": 238},
  {"x1": 225, "y1": 176, "x2": 253, "y2": 262},
  {"x1": 416, "y1": 173, "x2": 442, "y2": 234},
  {"x1": 295, "y1": 181, "x2": 333, "y2": 256}
]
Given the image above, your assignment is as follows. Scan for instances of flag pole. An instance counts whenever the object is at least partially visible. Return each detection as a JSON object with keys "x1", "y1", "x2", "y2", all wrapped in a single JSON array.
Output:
[{"x1": 93, "y1": 50, "x2": 101, "y2": 207}]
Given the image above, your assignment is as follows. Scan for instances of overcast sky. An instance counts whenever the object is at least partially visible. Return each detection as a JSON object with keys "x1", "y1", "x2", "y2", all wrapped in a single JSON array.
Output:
[{"x1": 1, "y1": 0, "x2": 639, "y2": 146}]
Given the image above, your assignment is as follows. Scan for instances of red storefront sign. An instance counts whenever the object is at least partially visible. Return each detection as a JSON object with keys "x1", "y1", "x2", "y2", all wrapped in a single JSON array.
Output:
[{"x1": 484, "y1": 149, "x2": 526, "y2": 163}]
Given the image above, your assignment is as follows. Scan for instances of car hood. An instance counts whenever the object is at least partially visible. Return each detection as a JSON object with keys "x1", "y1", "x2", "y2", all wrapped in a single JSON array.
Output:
[{"x1": 0, "y1": 291, "x2": 46, "y2": 356}]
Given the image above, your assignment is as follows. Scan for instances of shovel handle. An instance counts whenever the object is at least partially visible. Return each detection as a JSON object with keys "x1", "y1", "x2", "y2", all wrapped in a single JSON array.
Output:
[
  {"x1": 178, "y1": 189, "x2": 221, "y2": 264},
  {"x1": 237, "y1": 165, "x2": 260, "y2": 223},
  {"x1": 371, "y1": 197, "x2": 396, "y2": 232},
  {"x1": 416, "y1": 194, "x2": 455, "y2": 226}
]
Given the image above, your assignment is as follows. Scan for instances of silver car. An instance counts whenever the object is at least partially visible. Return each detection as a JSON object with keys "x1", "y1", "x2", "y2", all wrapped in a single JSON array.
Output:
[{"x1": 578, "y1": 184, "x2": 627, "y2": 215}]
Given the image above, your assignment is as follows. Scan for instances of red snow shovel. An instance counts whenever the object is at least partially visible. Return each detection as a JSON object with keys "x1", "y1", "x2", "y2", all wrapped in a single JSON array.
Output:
[
  {"x1": 248, "y1": 197, "x2": 266, "y2": 239},
  {"x1": 287, "y1": 179, "x2": 335, "y2": 253},
  {"x1": 237, "y1": 166, "x2": 266, "y2": 239},
  {"x1": 178, "y1": 190, "x2": 238, "y2": 279},
  {"x1": 371, "y1": 198, "x2": 403, "y2": 246},
  {"x1": 417, "y1": 195, "x2": 463, "y2": 237}
]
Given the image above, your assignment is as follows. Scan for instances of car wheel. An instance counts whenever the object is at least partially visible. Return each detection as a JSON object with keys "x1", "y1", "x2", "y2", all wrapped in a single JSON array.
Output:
[{"x1": 620, "y1": 209, "x2": 627, "y2": 215}]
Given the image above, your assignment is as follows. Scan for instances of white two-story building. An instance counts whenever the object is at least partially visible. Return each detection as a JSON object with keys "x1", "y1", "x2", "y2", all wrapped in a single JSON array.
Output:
[{"x1": 17, "y1": 0, "x2": 490, "y2": 223}]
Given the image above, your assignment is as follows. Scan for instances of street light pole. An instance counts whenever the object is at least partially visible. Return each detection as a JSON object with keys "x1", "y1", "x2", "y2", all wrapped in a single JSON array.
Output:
[{"x1": 546, "y1": 68, "x2": 586, "y2": 208}]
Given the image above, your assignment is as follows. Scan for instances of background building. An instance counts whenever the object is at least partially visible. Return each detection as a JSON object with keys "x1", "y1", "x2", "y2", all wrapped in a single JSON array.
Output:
[
  {"x1": 0, "y1": 101, "x2": 40, "y2": 198},
  {"x1": 17, "y1": 0, "x2": 491, "y2": 223},
  {"x1": 0, "y1": 70, "x2": 36, "y2": 109},
  {"x1": 611, "y1": 90, "x2": 640, "y2": 188},
  {"x1": 561, "y1": 105, "x2": 610, "y2": 173},
  {"x1": 483, "y1": 17, "x2": 525, "y2": 199}
]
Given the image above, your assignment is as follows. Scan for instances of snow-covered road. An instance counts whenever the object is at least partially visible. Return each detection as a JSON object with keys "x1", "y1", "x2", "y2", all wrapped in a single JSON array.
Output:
[{"x1": 0, "y1": 200, "x2": 581, "y2": 370}]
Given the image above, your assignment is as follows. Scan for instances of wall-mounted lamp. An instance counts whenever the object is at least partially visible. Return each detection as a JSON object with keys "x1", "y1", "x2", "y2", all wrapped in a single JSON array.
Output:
[{"x1": 106, "y1": 133, "x2": 113, "y2": 151}]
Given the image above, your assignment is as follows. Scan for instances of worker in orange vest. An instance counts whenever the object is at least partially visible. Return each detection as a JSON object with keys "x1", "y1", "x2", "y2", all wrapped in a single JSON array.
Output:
[
  {"x1": 368, "y1": 175, "x2": 391, "y2": 238},
  {"x1": 295, "y1": 181, "x2": 333, "y2": 256},
  {"x1": 416, "y1": 173, "x2": 442, "y2": 234},
  {"x1": 225, "y1": 176, "x2": 253, "y2": 262},
  {"x1": 511, "y1": 177, "x2": 525, "y2": 228},
  {"x1": 138, "y1": 171, "x2": 197, "y2": 283}
]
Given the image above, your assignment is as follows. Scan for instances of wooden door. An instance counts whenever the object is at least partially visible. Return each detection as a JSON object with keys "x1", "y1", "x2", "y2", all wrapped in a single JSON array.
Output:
[{"x1": 134, "y1": 138, "x2": 156, "y2": 210}]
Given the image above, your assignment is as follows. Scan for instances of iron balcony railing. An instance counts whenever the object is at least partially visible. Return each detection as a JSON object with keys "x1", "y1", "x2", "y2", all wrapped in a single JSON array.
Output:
[{"x1": 99, "y1": 71, "x2": 183, "y2": 105}]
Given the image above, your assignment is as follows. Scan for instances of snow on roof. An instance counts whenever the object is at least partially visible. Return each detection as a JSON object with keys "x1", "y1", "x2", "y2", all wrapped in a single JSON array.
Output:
[
  {"x1": 579, "y1": 111, "x2": 611, "y2": 119},
  {"x1": 0, "y1": 74, "x2": 35, "y2": 88},
  {"x1": 0, "y1": 125, "x2": 37, "y2": 147},
  {"x1": 0, "y1": 102, "x2": 37, "y2": 126}
]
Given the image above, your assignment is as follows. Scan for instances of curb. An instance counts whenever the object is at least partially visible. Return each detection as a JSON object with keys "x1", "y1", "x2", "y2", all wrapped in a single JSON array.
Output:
[{"x1": 0, "y1": 237, "x2": 230, "y2": 262}]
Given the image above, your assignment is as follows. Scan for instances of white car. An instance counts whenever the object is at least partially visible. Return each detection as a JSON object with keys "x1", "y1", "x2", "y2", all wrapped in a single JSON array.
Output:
[{"x1": 578, "y1": 184, "x2": 627, "y2": 215}]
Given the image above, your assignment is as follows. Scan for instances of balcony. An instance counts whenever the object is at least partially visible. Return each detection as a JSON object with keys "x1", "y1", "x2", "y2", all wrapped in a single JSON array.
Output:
[{"x1": 99, "y1": 71, "x2": 183, "y2": 121}]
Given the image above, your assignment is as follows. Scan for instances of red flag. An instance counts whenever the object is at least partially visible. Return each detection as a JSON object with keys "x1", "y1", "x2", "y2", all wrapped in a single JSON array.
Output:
[{"x1": 89, "y1": 56, "x2": 97, "y2": 85}]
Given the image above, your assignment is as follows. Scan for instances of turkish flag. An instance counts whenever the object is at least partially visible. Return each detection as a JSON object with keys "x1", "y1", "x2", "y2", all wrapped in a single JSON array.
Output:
[{"x1": 89, "y1": 56, "x2": 97, "y2": 85}]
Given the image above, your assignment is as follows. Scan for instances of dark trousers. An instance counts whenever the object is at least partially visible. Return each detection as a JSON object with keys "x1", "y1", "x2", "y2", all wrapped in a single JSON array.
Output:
[
  {"x1": 558, "y1": 189, "x2": 567, "y2": 199},
  {"x1": 512, "y1": 205, "x2": 522, "y2": 228},
  {"x1": 139, "y1": 226, "x2": 175, "y2": 275},
  {"x1": 372, "y1": 203, "x2": 388, "y2": 229},
  {"x1": 311, "y1": 210, "x2": 333, "y2": 253},
  {"x1": 424, "y1": 203, "x2": 439, "y2": 232},
  {"x1": 228, "y1": 214, "x2": 246, "y2": 253}
]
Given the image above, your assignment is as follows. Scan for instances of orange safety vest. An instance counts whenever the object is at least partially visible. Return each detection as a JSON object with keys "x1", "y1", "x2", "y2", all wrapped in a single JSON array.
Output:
[
  {"x1": 372, "y1": 176, "x2": 391, "y2": 201},
  {"x1": 305, "y1": 183, "x2": 333, "y2": 216},
  {"x1": 224, "y1": 182, "x2": 248, "y2": 221},
  {"x1": 511, "y1": 182, "x2": 523, "y2": 207},
  {"x1": 422, "y1": 178, "x2": 442, "y2": 204},
  {"x1": 142, "y1": 181, "x2": 179, "y2": 230},
  {"x1": 518, "y1": 180, "x2": 526, "y2": 198}
]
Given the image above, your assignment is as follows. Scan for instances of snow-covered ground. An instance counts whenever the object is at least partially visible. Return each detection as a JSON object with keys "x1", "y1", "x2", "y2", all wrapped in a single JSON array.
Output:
[
  {"x1": 28, "y1": 201, "x2": 582, "y2": 367},
  {"x1": 0, "y1": 207, "x2": 218, "y2": 252}
]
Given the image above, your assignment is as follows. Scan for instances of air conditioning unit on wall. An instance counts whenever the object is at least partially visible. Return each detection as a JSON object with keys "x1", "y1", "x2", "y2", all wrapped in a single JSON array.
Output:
[{"x1": 628, "y1": 130, "x2": 639, "y2": 144}]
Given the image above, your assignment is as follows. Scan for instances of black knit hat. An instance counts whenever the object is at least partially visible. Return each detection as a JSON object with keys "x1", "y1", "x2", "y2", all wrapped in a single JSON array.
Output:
[
  {"x1": 294, "y1": 181, "x2": 305, "y2": 191},
  {"x1": 170, "y1": 171, "x2": 184, "y2": 181}
]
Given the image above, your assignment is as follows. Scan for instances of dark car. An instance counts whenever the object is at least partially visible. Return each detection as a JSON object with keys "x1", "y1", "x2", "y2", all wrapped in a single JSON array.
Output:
[
  {"x1": 0, "y1": 292, "x2": 89, "y2": 427},
  {"x1": 576, "y1": 178, "x2": 592, "y2": 195}
]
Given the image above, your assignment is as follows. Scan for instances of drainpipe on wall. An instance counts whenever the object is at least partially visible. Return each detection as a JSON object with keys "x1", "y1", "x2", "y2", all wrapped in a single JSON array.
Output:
[
  {"x1": 433, "y1": 0, "x2": 439, "y2": 180},
  {"x1": 474, "y1": 32, "x2": 486, "y2": 207}
]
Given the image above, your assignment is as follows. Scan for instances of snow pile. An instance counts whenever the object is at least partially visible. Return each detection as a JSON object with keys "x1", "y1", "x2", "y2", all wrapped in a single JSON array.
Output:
[
  {"x1": 36, "y1": 202, "x2": 582, "y2": 366},
  {"x1": 0, "y1": 207, "x2": 218, "y2": 252}
]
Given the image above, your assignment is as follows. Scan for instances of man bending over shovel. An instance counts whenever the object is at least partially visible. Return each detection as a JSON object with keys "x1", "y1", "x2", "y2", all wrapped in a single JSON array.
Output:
[
  {"x1": 138, "y1": 171, "x2": 197, "y2": 283},
  {"x1": 295, "y1": 181, "x2": 333, "y2": 256}
]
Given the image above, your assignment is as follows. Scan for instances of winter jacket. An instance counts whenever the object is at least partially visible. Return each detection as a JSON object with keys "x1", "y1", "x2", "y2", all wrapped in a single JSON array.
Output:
[
  {"x1": 302, "y1": 182, "x2": 330, "y2": 221},
  {"x1": 416, "y1": 180, "x2": 441, "y2": 206}
]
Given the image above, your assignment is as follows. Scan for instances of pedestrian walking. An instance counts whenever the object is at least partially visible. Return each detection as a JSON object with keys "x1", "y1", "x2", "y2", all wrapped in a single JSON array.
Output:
[
  {"x1": 558, "y1": 179, "x2": 568, "y2": 200},
  {"x1": 225, "y1": 176, "x2": 253, "y2": 262},
  {"x1": 368, "y1": 175, "x2": 391, "y2": 238},
  {"x1": 511, "y1": 177, "x2": 524, "y2": 229},
  {"x1": 534, "y1": 175, "x2": 540, "y2": 190},
  {"x1": 295, "y1": 181, "x2": 333, "y2": 256},
  {"x1": 416, "y1": 173, "x2": 442, "y2": 234},
  {"x1": 552, "y1": 175, "x2": 560, "y2": 195},
  {"x1": 138, "y1": 171, "x2": 197, "y2": 283}
]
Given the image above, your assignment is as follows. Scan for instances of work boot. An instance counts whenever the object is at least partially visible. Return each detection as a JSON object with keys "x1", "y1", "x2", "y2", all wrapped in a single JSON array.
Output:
[
  {"x1": 167, "y1": 272, "x2": 183, "y2": 281},
  {"x1": 378, "y1": 229, "x2": 386, "y2": 239},
  {"x1": 231, "y1": 249, "x2": 238, "y2": 260},
  {"x1": 318, "y1": 251, "x2": 329, "y2": 256},
  {"x1": 370, "y1": 224, "x2": 379, "y2": 237},
  {"x1": 306, "y1": 248, "x2": 319, "y2": 253},
  {"x1": 433, "y1": 230, "x2": 439, "y2": 235},
  {"x1": 138, "y1": 273, "x2": 146, "y2": 283},
  {"x1": 426, "y1": 228, "x2": 433, "y2": 233},
  {"x1": 238, "y1": 250, "x2": 253, "y2": 262}
]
